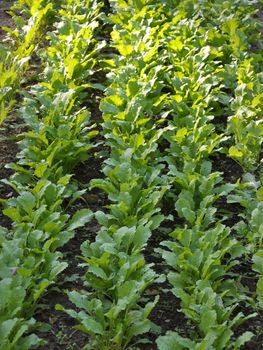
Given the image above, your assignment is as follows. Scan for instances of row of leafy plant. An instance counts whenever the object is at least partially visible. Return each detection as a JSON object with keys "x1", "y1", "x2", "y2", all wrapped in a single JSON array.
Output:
[
  {"x1": 154, "y1": 0, "x2": 262, "y2": 348},
  {"x1": 58, "y1": 11, "x2": 171, "y2": 350},
  {"x1": 0, "y1": 1, "x2": 105, "y2": 348},
  {"x1": 59, "y1": 0, "x2": 262, "y2": 349},
  {"x1": 0, "y1": 0, "x2": 58, "y2": 125},
  {"x1": 155, "y1": 0, "x2": 263, "y2": 347}
]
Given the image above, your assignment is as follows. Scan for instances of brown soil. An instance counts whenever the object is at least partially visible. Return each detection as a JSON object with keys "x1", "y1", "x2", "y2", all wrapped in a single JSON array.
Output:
[
  {"x1": 0, "y1": 0, "x2": 17, "y2": 197},
  {"x1": 0, "y1": 0, "x2": 14, "y2": 41},
  {"x1": 0, "y1": 116, "x2": 21, "y2": 228}
]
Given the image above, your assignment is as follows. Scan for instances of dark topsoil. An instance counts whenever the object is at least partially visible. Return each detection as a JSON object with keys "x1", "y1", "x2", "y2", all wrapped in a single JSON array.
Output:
[
  {"x1": 0, "y1": 0, "x2": 14, "y2": 40},
  {"x1": 0, "y1": 1, "x2": 20, "y2": 226},
  {"x1": 0, "y1": 1, "x2": 262, "y2": 350}
]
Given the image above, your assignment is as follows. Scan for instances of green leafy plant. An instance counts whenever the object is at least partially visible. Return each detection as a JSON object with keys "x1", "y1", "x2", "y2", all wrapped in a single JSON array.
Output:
[
  {"x1": 0, "y1": 2, "x2": 53, "y2": 124},
  {"x1": 0, "y1": 0, "x2": 105, "y2": 348}
]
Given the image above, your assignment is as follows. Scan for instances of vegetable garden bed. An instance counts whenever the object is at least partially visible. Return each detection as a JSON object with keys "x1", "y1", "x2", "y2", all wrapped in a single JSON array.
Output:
[{"x1": 0, "y1": 0, "x2": 262, "y2": 349}]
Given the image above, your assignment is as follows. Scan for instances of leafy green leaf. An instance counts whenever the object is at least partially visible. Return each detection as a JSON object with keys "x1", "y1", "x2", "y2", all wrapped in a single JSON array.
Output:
[{"x1": 68, "y1": 209, "x2": 93, "y2": 231}]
